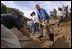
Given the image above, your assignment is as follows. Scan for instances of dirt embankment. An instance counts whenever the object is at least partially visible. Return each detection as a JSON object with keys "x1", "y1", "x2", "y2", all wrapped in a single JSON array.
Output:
[{"x1": 1, "y1": 21, "x2": 71, "y2": 48}]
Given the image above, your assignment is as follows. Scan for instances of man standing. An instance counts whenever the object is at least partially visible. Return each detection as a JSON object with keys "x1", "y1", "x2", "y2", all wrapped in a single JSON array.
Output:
[
  {"x1": 57, "y1": 8, "x2": 64, "y2": 26},
  {"x1": 35, "y1": 4, "x2": 50, "y2": 37}
]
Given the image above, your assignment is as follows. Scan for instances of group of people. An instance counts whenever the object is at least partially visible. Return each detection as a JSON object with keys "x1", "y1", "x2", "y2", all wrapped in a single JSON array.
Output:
[
  {"x1": 27, "y1": 4, "x2": 50, "y2": 38},
  {"x1": 27, "y1": 4, "x2": 71, "y2": 39},
  {"x1": 1, "y1": 4, "x2": 50, "y2": 48},
  {"x1": 1, "y1": 4, "x2": 71, "y2": 48}
]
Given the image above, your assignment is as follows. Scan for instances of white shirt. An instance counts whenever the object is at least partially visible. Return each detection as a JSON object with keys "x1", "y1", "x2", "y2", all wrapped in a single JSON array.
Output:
[
  {"x1": 68, "y1": 9, "x2": 71, "y2": 14},
  {"x1": 31, "y1": 16, "x2": 39, "y2": 23},
  {"x1": 27, "y1": 21, "x2": 32, "y2": 26},
  {"x1": 57, "y1": 10, "x2": 64, "y2": 17}
]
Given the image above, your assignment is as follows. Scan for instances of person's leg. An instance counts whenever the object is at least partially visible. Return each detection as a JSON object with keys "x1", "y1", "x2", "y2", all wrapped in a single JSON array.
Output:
[
  {"x1": 35, "y1": 22, "x2": 40, "y2": 33},
  {"x1": 35, "y1": 23, "x2": 38, "y2": 33},
  {"x1": 38, "y1": 22, "x2": 43, "y2": 38},
  {"x1": 1, "y1": 25, "x2": 21, "y2": 48},
  {"x1": 46, "y1": 20, "x2": 54, "y2": 43},
  {"x1": 38, "y1": 23, "x2": 41, "y2": 33},
  {"x1": 43, "y1": 20, "x2": 48, "y2": 37},
  {"x1": 37, "y1": 23, "x2": 40, "y2": 33},
  {"x1": 30, "y1": 23, "x2": 35, "y2": 38},
  {"x1": 46, "y1": 19, "x2": 51, "y2": 34},
  {"x1": 57, "y1": 16, "x2": 63, "y2": 27},
  {"x1": 34, "y1": 23, "x2": 37, "y2": 33},
  {"x1": 32, "y1": 23, "x2": 35, "y2": 33}
]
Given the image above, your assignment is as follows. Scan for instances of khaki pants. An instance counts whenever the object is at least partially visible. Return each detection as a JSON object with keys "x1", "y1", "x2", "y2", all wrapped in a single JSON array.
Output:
[
  {"x1": 57, "y1": 16, "x2": 64, "y2": 26},
  {"x1": 41, "y1": 20, "x2": 50, "y2": 37},
  {"x1": 1, "y1": 25, "x2": 21, "y2": 48}
]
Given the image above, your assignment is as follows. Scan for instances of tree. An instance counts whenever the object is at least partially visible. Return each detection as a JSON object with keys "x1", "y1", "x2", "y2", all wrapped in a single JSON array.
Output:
[
  {"x1": 7, "y1": 8, "x2": 24, "y2": 23},
  {"x1": 49, "y1": 9, "x2": 57, "y2": 20},
  {"x1": 1, "y1": 3, "x2": 30, "y2": 26},
  {"x1": 7, "y1": 7, "x2": 30, "y2": 25},
  {"x1": 1, "y1": 3, "x2": 7, "y2": 14}
]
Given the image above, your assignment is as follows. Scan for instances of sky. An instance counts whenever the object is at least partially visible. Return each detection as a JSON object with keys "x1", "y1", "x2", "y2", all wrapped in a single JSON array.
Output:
[{"x1": 1, "y1": 1, "x2": 71, "y2": 18}]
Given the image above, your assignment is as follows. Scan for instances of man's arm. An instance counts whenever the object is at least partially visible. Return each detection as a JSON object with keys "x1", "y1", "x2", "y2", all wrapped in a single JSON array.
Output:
[{"x1": 42, "y1": 9, "x2": 49, "y2": 21}]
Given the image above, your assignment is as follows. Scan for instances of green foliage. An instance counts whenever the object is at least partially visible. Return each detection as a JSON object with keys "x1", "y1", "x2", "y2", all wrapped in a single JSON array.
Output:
[
  {"x1": 1, "y1": 3, "x2": 29, "y2": 25},
  {"x1": 1, "y1": 3, "x2": 7, "y2": 14}
]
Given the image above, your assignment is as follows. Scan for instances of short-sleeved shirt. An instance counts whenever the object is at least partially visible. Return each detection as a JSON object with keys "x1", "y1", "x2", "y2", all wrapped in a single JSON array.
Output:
[
  {"x1": 57, "y1": 11, "x2": 64, "y2": 17},
  {"x1": 1, "y1": 14, "x2": 22, "y2": 30}
]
